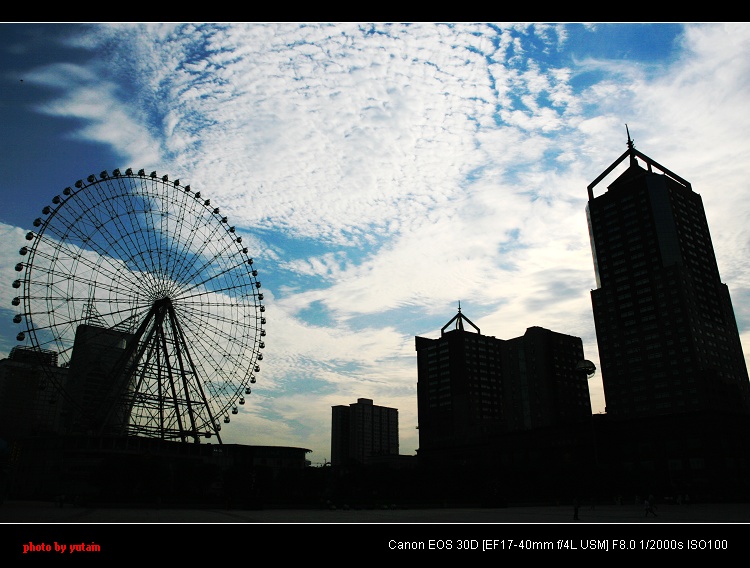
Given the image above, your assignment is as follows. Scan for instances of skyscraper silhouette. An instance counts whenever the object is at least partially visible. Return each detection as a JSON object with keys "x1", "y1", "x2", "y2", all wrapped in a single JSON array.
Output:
[
  {"x1": 331, "y1": 398, "x2": 399, "y2": 467},
  {"x1": 586, "y1": 130, "x2": 750, "y2": 420}
]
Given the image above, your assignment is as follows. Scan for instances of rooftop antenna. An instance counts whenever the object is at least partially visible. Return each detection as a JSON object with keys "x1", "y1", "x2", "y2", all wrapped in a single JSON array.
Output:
[{"x1": 626, "y1": 124, "x2": 637, "y2": 166}]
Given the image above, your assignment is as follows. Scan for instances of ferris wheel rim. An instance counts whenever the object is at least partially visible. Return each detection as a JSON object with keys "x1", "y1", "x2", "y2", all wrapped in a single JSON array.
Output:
[{"x1": 11, "y1": 168, "x2": 266, "y2": 442}]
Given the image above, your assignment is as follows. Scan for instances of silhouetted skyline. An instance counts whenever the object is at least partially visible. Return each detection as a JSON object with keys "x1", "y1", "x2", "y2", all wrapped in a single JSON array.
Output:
[{"x1": 1, "y1": 23, "x2": 749, "y2": 464}]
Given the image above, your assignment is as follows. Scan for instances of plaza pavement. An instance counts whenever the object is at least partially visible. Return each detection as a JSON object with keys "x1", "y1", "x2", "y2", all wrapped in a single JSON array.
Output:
[{"x1": 1, "y1": 499, "x2": 750, "y2": 523}]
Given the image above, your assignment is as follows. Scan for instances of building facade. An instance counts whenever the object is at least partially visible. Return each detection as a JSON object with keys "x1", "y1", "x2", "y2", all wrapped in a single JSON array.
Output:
[
  {"x1": 64, "y1": 324, "x2": 136, "y2": 435},
  {"x1": 331, "y1": 398, "x2": 399, "y2": 466},
  {"x1": 0, "y1": 346, "x2": 66, "y2": 440},
  {"x1": 586, "y1": 135, "x2": 750, "y2": 420},
  {"x1": 415, "y1": 306, "x2": 592, "y2": 455}
]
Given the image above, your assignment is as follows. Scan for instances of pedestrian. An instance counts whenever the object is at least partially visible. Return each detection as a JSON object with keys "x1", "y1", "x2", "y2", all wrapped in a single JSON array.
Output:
[
  {"x1": 644, "y1": 498, "x2": 658, "y2": 517},
  {"x1": 573, "y1": 496, "x2": 580, "y2": 520}
]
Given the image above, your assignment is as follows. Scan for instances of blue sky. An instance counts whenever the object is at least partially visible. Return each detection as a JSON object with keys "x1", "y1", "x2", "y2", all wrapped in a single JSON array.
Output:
[{"x1": 1, "y1": 22, "x2": 749, "y2": 464}]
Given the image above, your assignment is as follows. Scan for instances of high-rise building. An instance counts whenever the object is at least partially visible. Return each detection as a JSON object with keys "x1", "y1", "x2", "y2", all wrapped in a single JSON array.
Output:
[
  {"x1": 415, "y1": 306, "x2": 591, "y2": 455},
  {"x1": 64, "y1": 324, "x2": 136, "y2": 435},
  {"x1": 0, "y1": 346, "x2": 66, "y2": 439},
  {"x1": 586, "y1": 133, "x2": 750, "y2": 420},
  {"x1": 331, "y1": 398, "x2": 399, "y2": 466}
]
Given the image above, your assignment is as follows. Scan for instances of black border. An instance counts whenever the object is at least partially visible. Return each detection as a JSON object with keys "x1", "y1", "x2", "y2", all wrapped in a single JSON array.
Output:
[{"x1": 2, "y1": 521, "x2": 743, "y2": 561}]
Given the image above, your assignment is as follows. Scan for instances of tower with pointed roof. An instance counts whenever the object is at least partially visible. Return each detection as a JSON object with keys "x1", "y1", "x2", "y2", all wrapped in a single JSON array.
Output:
[{"x1": 586, "y1": 130, "x2": 750, "y2": 419}]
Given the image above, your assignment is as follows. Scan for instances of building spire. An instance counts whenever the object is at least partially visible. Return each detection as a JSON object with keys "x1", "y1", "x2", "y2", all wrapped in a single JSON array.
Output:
[
  {"x1": 441, "y1": 301, "x2": 480, "y2": 335},
  {"x1": 588, "y1": 126, "x2": 693, "y2": 200},
  {"x1": 626, "y1": 124, "x2": 637, "y2": 166}
]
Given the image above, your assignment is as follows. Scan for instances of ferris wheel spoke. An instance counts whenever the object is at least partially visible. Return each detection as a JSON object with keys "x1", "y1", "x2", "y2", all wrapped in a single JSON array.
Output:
[
  {"x1": 166, "y1": 212, "x2": 243, "y2": 287},
  {"x1": 37, "y1": 217, "x2": 152, "y2": 298},
  {"x1": 135, "y1": 177, "x2": 207, "y2": 291},
  {"x1": 163, "y1": 198, "x2": 234, "y2": 286},
  {"x1": 177, "y1": 259, "x2": 258, "y2": 299},
  {"x1": 168, "y1": 191, "x2": 209, "y2": 286}
]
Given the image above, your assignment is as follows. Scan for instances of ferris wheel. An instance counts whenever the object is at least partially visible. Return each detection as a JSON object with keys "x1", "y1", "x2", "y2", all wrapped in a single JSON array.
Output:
[{"x1": 10, "y1": 168, "x2": 266, "y2": 443}]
